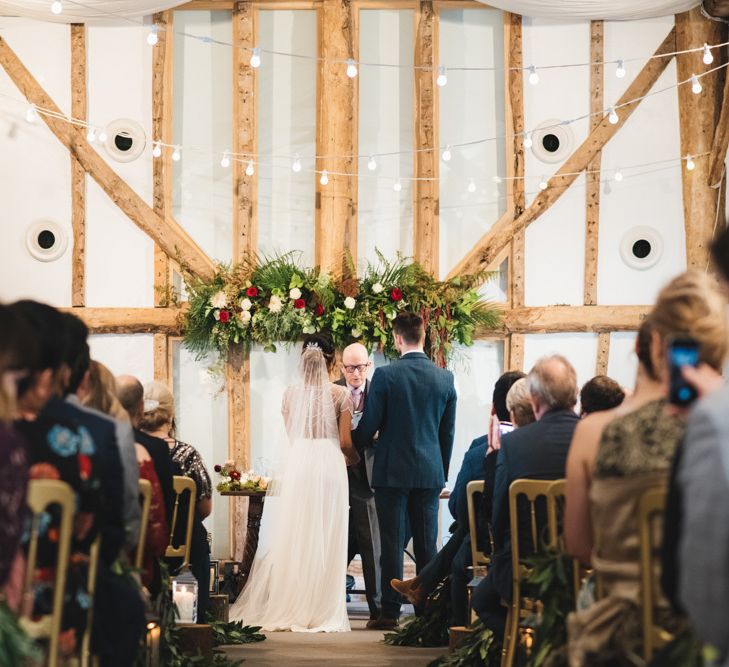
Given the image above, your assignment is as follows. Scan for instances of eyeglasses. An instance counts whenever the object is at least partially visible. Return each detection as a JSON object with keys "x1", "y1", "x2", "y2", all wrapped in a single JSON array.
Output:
[{"x1": 343, "y1": 364, "x2": 369, "y2": 374}]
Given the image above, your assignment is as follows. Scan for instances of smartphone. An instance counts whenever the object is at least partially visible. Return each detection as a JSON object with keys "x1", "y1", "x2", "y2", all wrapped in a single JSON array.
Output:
[
  {"x1": 499, "y1": 423, "x2": 515, "y2": 436},
  {"x1": 668, "y1": 336, "x2": 700, "y2": 406}
]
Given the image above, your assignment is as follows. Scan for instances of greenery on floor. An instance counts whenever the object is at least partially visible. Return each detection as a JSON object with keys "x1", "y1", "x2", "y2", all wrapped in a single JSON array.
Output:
[
  {"x1": 383, "y1": 578, "x2": 451, "y2": 648},
  {"x1": 0, "y1": 601, "x2": 41, "y2": 666},
  {"x1": 427, "y1": 622, "x2": 501, "y2": 667},
  {"x1": 208, "y1": 618, "x2": 266, "y2": 646}
]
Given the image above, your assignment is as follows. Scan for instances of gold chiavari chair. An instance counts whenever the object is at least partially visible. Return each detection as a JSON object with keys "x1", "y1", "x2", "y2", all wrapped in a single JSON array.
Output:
[
  {"x1": 165, "y1": 476, "x2": 197, "y2": 568},
  {"x1": 546, "y1": 479, "x2": 583, "y2": 604},
  {"x1": 465, "y1": 480, "x2": 491, "y2": 626},
  {"x1": 79, "y1": 536, "x2": 101, "y2": 667},
  {"x1": 135, "y1": 479, "x2": 153, "y2": 571},
  {"x1": 20, "y1": 479, "x2": 76, "y2": 667}
]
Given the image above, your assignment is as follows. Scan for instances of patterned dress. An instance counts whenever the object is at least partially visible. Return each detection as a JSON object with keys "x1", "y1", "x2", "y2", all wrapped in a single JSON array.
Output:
[{"x1": 0, "y1": 424, "x2": 28, "y2": 592}]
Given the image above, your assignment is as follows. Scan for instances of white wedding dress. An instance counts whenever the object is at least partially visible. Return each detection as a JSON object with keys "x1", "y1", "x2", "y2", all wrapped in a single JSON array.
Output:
[{"x1": 229, "y1": 346, "x2": 352, "y2": 632}]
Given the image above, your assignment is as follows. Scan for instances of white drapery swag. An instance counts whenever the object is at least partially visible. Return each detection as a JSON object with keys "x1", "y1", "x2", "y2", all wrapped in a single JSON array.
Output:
[
  {"x1": 474, "y1": 0, "x2": 699, "y2": 20},
  {"x1": 0, "y1": 1, "x2": 184, "y2": 24}
]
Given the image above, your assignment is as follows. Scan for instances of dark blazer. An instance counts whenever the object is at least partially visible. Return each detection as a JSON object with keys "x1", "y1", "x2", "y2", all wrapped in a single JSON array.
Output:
[
  {"x1": 335, "y1": 378, "x2": 372, "y2": 490},
  {"x1": 134, "y1": 429, "x2": 176, "y2": 523},
  {"x1": 355, "y1": 351, "x2": 457, "y2": 489},
  {"x1": 449, "y1": 441, "x2": 488, "y2": 525}
]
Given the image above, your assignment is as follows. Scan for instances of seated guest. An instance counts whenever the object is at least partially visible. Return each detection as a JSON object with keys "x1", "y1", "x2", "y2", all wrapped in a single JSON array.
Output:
[
  {"x1": 486, "y1": 371, "x2": 527, "y2": 454},
  {"x1": 472, "y1": 355, "x2": 579, "y2": 637},
  {"x1": 140, "y1": 381, "x2": 213, "y2": 617},
  {"x1": 505, "y1": 377, "x2": 536, "y2": 429},
  {"x1": 85, "y1": 362, "x2": 169, "y2": 594},
  {"x1": 565, "y1": 271, "x2": 727, "y2": 666},
  {"x1": 579, "y1": 375, "x2": 626, "y2": 417}
]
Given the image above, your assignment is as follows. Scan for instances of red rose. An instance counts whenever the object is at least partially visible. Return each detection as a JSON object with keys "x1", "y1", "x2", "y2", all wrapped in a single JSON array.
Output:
[
  {"x1": 214, "y1": 464, "x2": 222, "y2": 473},
  {"x1": 315, "y1": 303, "x2": 325, "y2": 317},
  {"x1": 219, "y1": 309, "x2": 230, "y2": 323},
  {"x1": 246, "y1": 286, "x2": 259, "y2": 297},
  {"x1": 231, "y1": 471, "x2": 241, "y2": 480},
  {"x1": 78, "y1": 454, "x2": 92, "y2": 481},
  {"x1": 390, "y1": 288, "x2": 403, "y2": 301},
  {"x1": 294, "y1": 299, "x2": 306, "y2": 309}
]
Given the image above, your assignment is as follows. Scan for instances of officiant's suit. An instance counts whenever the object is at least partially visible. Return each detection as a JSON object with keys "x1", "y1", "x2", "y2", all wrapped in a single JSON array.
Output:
[
  {"x1": 335, "y1": 377, "x2": 382, "y2": 618},
  {"x1": 354, "y1": 351, "x2": 457, "y2": 620}
]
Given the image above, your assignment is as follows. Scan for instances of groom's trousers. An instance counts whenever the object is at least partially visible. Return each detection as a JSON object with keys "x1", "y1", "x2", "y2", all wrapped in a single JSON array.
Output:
[{"x1": 375, "y1": 487, "x2": 440, "y2": 619}]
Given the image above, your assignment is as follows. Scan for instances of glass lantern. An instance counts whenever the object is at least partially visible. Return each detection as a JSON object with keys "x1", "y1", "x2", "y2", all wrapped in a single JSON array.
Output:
[{"x1": 172, "y1": 567, "x2": 198, "y2": 624}]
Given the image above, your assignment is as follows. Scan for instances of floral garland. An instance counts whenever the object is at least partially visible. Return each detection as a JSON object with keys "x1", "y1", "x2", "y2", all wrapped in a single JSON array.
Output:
[
  {"x1": 181, "y1": 251, "x2": 501, "y2": 367},
  {"x1": 214, "y1": 461, "x2": 269, "y2": 494}
]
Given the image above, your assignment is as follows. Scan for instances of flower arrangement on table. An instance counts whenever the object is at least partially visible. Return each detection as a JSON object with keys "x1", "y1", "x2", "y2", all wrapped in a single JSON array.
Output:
[
  {"x1": 214, "y1": 460, "x2": 270, "y2": 494},
  {"x1": 181, "y1": 251, "x2": 501, "y2": 368}
]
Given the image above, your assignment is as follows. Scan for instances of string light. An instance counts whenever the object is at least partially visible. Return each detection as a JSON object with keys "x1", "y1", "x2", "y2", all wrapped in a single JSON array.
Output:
[
  {"x1": 467, "y1": 178, "x2": 476, "y2": 193},
  {"x1": 25, "y1": 104, "x2": 37, "y2": 123},
  {"x1": 292, "y1": 154, "x2": 302, "y2": 172},
  {"x1": 346, "y1": 59, "x2": 358, "y2": 79},
  {"x1": 608, "y1": 107, "x2": 619, "y2": 124},
  {"x1": 50, "y1": 0, "x2": 62, "y2": 15},
  {"x1": 147, "y1": 26, "x2": 159, "y2": 46},
  {"x1": 86, "y1": 127, "x2": 96, "y2": 142},
  {"x1": 172, "y1": 145, "x2": 181, "y2": 162},
  {"x1": 152, "y1": 141, "x2": 162, "y2": 158},
  {"x1": 691, "y1": 74, "x2": 702, "y2": 95},
  {"x1": 320, "y1": 170, "x2": 329, "y2": 185},
  {"x1": 436, "y1": 67, "x2": 448, "y2": 87},
  {"x1": 685, "y1": 154, "x2": 696, "y2": 171},
  {"x1": 441, "y1": 146, "x2": 452, "y2": 162},
  {"x1": 393, "y1": 180, "x2": 402, "y2": 192},
  {"x1": 615, "y1": 59, "x2": 626, "y2": 79},
  {"x1": 523, "y1": 132, "x2": 533, "y2": 149},
  {"x1": 98, "y1": 129, "x2": 107, "y2": 143},
  {"x1": 703, "y1": 43, "x2": 714, "y2": 65},
  {"x1": 250, "y1": 47, "x2": 261, "y2": 69},
  {"x1": 220, "y1": 151, "x2": 231, "y2": 168},
  {"x1": 614, "y1": 169, "x2": 623, "y2": 182},
  {"x1": 539, "y1": 178, "x2": 548, "y2": 190},
  {"x1": 245, "y1": 160, "x2": 255, "y2": 176},
  {"x1": 528, "y1": 65, "x2": 539, "y2": 85},
  {"x1": 367, "y1": 155, "x2": 377, "y2": 171}
]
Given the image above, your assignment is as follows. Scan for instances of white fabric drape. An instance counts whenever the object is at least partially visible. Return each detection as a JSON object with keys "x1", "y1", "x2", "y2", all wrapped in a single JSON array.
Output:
[
  {"x1": 0, "y1": 1, "x2": 184, "y2": 24},
  {"x1": 474, "y1": 0, "x2": 699, "y2": 20}
]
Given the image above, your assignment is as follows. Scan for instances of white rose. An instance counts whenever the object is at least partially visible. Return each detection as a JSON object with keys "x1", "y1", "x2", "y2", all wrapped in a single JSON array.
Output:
[
  {"x1": 238, "y1": 310, "x2": 252, "y2": 326},
  {"x1": 289, "y1": 287, "x2": 302, "y2": 300},
  {"x1": 386, "y1": 310, "x2": 397, "y2": 320},
  {"x1": 372, "y1": 282, "x2": 384, "y2": 294},
  {"x1": 213, "y1": 309, "x2": 221, "y2": 321},
  {"x1": 351, "y1": 328, "x2": 362, "y2": 338},
  {"x1": 268, "y1": 295, "x2": 283, "y2": 313},
  {"x1": 302, "y1": 325, "x2": 315, "y2": 335},
  {"x1": 344, "y1": 296, "x2": 356, "y2": 310},
  {"x1": 240, "y1": 298, "x2": 252, "y2": 311},
  {"x1": 211, "y1": 290, "x2": 227, "y2": 309}
]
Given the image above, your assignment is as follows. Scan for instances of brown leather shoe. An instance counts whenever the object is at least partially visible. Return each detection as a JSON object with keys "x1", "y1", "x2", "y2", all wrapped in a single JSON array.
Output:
[
  {"x1": 365, "y1": 616, "x2": 399, "y2": 630},
  {"x1": 390, "y1": 578, "x2": 426, "y2": 606}
]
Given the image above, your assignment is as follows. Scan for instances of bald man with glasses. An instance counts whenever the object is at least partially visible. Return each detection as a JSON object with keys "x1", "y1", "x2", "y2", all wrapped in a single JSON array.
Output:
[{"x1": 336, "y1": 343, "x2": 381, "y2": 620}]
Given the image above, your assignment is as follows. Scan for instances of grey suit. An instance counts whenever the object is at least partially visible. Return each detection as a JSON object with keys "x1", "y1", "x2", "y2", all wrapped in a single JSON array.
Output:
[
  {"x1": 336, "y1": 378, "x2": 381, "y2": 617},
  {"x1": 678, "y1": 383, "x2": 729, "y2": 665}
]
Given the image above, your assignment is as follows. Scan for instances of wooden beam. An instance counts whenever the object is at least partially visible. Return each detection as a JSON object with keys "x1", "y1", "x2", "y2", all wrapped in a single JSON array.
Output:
[
  {"x1": 152, "y1": 11, "x2": 175, "y2": 305},
  {"x1": 153, "y1": 333, "x2": 170, "y2": 384},
  {"x1": 448, "y1": 27, "x2": 677, "y2": 280},
  {"x1": 413, "y1": 0, "x2": 438, "y2": 276},
  {"x1": 596, "y1": 331, "x2": 610, "y2": 375},
  {"x1": 61, "y1": 307, "x2": 183, "y2": 334},
  {"x1": 70, "y1": 24, "x2": 86, "y2": 308},
  {"x1": 508, "y1": 333, "x2": 524, "y2": 371},
  {"x1": 316, "y1": 0, "x2": 356, "y2": 276},
  {"x1": 584, "y1": 20, "x2": 603, "y2": 306},
  {"x1": 232, "y1": 1, "x2": 257, "y2": 262},
  {"x1": 708, "y1": 65, "x2": 729, "y2": 188},
  {"x1": 227, "y1": 343, "x2": 249, "y2": 560},
  {"x1": 495, "y1": 305, "x2": 649, "y2": 335},
  {"x1": 0, "y1": 35, "x2": 216, "y2": 281},
  {"x1": 676, "y1": 7, "x2": 727, "y2": 268}
]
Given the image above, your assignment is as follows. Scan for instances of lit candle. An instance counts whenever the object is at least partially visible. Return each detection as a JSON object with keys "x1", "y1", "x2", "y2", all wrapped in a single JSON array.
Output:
[{"x1": 174, "y1": 588, "x2": 196, "y2": 623}]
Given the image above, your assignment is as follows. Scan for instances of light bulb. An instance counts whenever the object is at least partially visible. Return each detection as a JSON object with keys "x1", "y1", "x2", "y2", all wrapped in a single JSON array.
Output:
[
  {"x1": 367, "y1": 156, "x2": 377, "y2": 171},
  {"x1": 320, "y1": 170, "x2": 329, "y2": 186},
  {"x1": 152, "y1": 142, "x2": 162, "y2": 158},
  {"x1": 346, "y1": 59, "x2": 358, "y2": 79},
  {"x1": 25, "y1": 104, "x2": 37, "y2": 123},
  {"x1": 608, "y1": 107, "x2": 619, "y2": 125},
  {"x1": 615, "y1": 59, "x2": 626, "y2": 79},
  {"x1": 686, "y1": 155, "x2": 696, "y2": 171},
  {"x1": 467, "y1": 179, "x2": 476, "y2": 193},
  {"x1": 441, "y1": 146, "x2": 452, "y2": 162},
  {"x1": 614, "y1": 170, "x2": 623, "y2": 182},
  {"x1": 292, "y1": 154, "x2": 302, "y2": 173},
  {"x1": 51, "y1": 0, "x2": 62, "y2": 15},
  {"x1": 98, "y1": 129, "x2": 108, "y2": 143},
  {"x1": 703, "y1": 43, "x2": 713, "y2": 65},
  {"x1": 528, "y1": 65, "x2": 539, "y2": 86},
  {"x1": 691, "y1": 74, "x2": 702, "y2": 95},
  {"x1": 393, "y1": 180, "x2": 402, "y2": 192},
  {"x1": 147, "y1": 26, "x2": 159, "y2": 46},
  {"x1": 245, "y1": 161, "x2": 254, "y2": 176},
  {"x1": 86, "y1": 127, "x2": 96, "y2": 142},
  {"x1": 492, "y1": 175, "x2": 502, "y2": 184},
  {"x1": 220, "y1": 152, "x2": 230, "y2": 168},
  {"x1": 250, "y1": 47, "x2": 261, "y2": 69},
  {"x1": 436, "y1": 66, "x2": 447, "y2": 87},
  {"x1": 523, "y1": 132, "x2": 533, "y2": 149},
  {"x1": 539, "y1": 179, "x2": 548, "y2": 190},
  {"x1": 172, "y1": 146, "x2": 181, "y2": 162}
]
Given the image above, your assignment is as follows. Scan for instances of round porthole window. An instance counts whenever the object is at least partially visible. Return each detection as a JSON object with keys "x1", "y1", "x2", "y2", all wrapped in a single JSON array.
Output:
[
  {"x1": 26, "y1": 220, "x2": 68, "y2": 262},
  {"x1": 620, "y1": 226, "x2": 663, "y2": 270},
  {"x1": 530, "y1": 119, "x2": 574, "y2": 164},
  {"x1": 104, "y1": 118, "x2": 146, "y2": 163}
]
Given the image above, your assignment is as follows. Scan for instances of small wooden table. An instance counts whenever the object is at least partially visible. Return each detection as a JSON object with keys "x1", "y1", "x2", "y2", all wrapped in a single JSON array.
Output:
[{"x1": 219, "y1": 490, "x2": 267, "y2": 582}]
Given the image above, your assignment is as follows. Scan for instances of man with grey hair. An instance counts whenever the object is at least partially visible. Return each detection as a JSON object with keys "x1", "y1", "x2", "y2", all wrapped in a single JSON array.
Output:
[{"x1": 472, "y1": 354, "x2": 579, "y2": 635}]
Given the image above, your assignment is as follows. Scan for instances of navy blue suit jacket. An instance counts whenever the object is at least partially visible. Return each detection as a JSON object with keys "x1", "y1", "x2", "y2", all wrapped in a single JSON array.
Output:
[
  {"x1": 355, "y1": 352, "x2": 457, "y2": 489},
  {"x1": 449, "y1": 441, "x2": 488, "y2": 524}
]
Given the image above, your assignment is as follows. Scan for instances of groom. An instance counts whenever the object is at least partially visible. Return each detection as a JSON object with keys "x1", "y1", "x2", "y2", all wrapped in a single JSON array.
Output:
[{"x1": 354, "y1": 312, "x2": 457, "y2": 629}]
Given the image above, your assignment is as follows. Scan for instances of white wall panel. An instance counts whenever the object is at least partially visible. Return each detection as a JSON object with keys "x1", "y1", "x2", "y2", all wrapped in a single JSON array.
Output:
[
  {"x1": 607, "y1": 331, "x2": 639, "y2": 389},
  {"x1": 524, "y1": 333, "x2": 598, "y2": 391},
  {"x1": 89, "y1": 333, "x2": 154, "y2": 381}
]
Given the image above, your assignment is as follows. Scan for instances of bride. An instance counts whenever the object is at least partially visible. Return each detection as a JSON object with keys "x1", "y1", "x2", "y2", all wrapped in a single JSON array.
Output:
[{"x1": 229, "y1": 332, "x2": 360, "y2": 632}]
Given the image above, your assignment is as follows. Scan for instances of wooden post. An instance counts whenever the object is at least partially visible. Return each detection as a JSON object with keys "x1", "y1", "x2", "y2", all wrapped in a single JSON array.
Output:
[
  {"x1": 413, "y1": 0, "x2": 438, "y2": 276},
  {"x1": 153, "y1": 334, "x2": 170, "y2": 384},
  {"x1": 70, "y1": 24, "x2": 86, "y2": 308},
  {"x1": 316, "y1": 0, "x2": 356, "y2": 276},
  {"x1": 708, "y1": 60, "x2": 729, "y2": 187},
  {"x1": 596, "y1": 332, "x2": 610, "y2": 376},
  {"x1": 227, "y1": 344, "x2": 249, "y2": 561},
  {"x1": 508, "y1": 334, "x2": 524, "y2": 371},
  {"x1": 584, "y1": 20, "x2": 603, "y2": 306}
]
